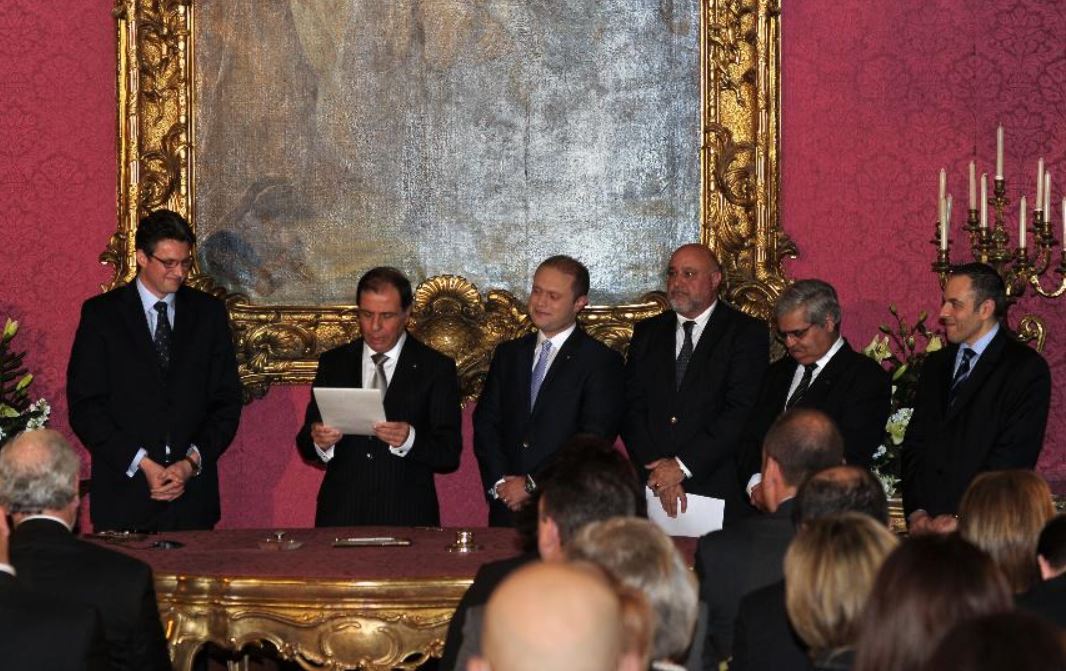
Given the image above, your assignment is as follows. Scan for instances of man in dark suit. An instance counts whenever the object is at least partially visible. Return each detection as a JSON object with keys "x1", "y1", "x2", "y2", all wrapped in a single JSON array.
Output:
[
  {"x1": 296, "y1": 266, "x2": 461, "y2": 526},
  {"x1": 731, "y1": 464, "x2": 890, "y2": 671},
  {"x1": 695, "y1": 409, "x2": 843, "y2": 667},
  {"x1": 67, "y1": 209, "x2": 243, "y2": 531},
  {"x1": 1017, "y1": 513, "x2": 1066, "y2": 628},
  {"x1": 0, "y1": 429, "x2": 171, "y2": 670},
  {"x1": 474, "y1": 255, "x2": 624, "y2": 526},
  {"x1": 623, "y1": 243, "x2": 768, "y2": 521},
  {"x1": 901, "y1": 262, "x2": 1051, "y2": 533},
  {"x1": 739, "y1": 279, "x2": 891, "y2": 510}
]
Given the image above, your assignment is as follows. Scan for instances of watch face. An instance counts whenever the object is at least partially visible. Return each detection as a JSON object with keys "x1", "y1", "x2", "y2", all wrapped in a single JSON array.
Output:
[{"x1": 524, "y1": 479, "x2": 535, "y2": 494}]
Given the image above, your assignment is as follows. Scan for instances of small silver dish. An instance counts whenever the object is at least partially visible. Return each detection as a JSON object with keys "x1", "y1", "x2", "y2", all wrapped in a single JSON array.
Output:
[
  {"x1": 258, "y1": 530, "x2": 303, "y2": 551},
  {"x1": 446, "y1": 529, "x2": 482, "y2": 553}
]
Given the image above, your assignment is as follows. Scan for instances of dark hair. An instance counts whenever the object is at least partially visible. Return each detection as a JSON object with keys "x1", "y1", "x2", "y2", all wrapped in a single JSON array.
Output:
[
  {"x1": 773, "y1": 279, "x2": 842, "y2": 331},
  {"x1": 357, "y1": 266, "x2": 413, "y2": 310},
  {"x1": 538, "y1": 435, "x2": 643, "y2": 545},
  {"x1": 763, "y1": 408, "x2": 844, "y2": 487},
  {"x1": 853, "y1": 535, "x2": 1013, "y2": 671},
  {"x1": 948, "y1": 262, "x2": 1007, "y2": 319},
  {"x1": 135, "y1": 209, "x2": 196, "y2": 255},
  {"x1": 537, "y1": 255, "x2": 591, "y2": 300},
  {"x1": 1037, "y1": 514, "x2": 1066, "y2": 572},
  {"x1": 794, "y1": 465, "x2": 889, "y2": 526},
  {"x1": 921, "y1": 611, "x2": 1066, "y2": 671}
]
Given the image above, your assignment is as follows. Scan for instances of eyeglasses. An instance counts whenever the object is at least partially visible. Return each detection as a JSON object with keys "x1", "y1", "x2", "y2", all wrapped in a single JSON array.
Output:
[
  {"x1": 150, "y1": 254, "x2": 194, "y2": 271},
  {"x1": 775, "y1": 324, "x2": 815, "y2": 343}
]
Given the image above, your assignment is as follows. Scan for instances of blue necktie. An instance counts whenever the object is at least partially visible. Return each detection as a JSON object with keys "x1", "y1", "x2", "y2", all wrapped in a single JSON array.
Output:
[
  {"x1": 949, "y1": 347, "x2": 975, "y2": 405},
  {"x1": 530, "y1": 340, "x2": 553, "y2": 409}
]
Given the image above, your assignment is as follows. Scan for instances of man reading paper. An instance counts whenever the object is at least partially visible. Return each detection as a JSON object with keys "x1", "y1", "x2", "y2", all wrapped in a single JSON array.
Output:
[{"x1": 296, "y1": 267, "x2": 462, "y2": 526}]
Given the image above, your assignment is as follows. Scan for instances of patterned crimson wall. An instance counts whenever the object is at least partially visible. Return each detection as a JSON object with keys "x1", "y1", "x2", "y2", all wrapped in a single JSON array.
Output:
[{"x1": 0, "y1": 2, "x2": 1062, "y2": 529}]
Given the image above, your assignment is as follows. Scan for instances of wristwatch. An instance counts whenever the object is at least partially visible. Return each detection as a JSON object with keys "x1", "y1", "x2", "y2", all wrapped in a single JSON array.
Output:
[
  {"x1": 183, "y1": 454, "x2": 202, "y2": 477},
  {"x1": 524, "y1": 474, "x2": 537, "y2": 494}
]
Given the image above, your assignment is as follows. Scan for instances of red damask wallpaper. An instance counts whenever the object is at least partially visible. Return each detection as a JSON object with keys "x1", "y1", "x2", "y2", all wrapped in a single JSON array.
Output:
[{"x1": 0, "y1": 2, "x2": 1062, "y2": 529}]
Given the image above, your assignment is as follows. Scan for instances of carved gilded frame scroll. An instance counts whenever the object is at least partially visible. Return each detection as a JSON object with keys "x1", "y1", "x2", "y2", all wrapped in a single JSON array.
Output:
[{"x1": 110, "y1": 0, "x2": 790, "y2": 402}]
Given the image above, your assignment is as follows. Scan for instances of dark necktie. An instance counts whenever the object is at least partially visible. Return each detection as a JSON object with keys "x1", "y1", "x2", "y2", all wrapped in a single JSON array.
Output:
[
  {"x1": 675, "y1": 320, "x2": 696, "y2": 390},
  {"x1": 529, "y1": 340, "x2": 553, "y2": 409},
  {"x1": 949, "y1": 347, "x2": 975, "y2": 405},
  {"x1": 153, "y1": 301, "x2": 172, "y2": 371},
  {"x1": 785, "y1": 363, "x2": 818, "y2": 409},
  {"x1": 371, "y1": 352, "x2": 389, "y2": 395}
]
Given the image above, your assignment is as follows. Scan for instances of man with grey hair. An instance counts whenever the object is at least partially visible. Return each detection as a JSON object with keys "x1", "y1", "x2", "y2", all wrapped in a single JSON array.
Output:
[
  {"x1": 0, "y1": 429, "x2": 171, "y2": 670},
  {"x1": 738, "y1": 279, "x2": 890, "y2": 511}
]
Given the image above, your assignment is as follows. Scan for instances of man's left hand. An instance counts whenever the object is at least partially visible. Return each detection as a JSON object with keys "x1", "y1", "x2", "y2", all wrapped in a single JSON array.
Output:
[
  {"x1": 373, "y1": 421, "x2": 411, "y2": 447},
  {"x1": 152, "y1": 460, "x2": 193, "y2": 501},
  {"x1": 655, "y1": 483, "x2": 688, "y2": 518},
  {"x1": 645, "y1": 458, "x2": 685, "y2": 492},
  {"x1": 497, "y1": 475, "x2": 532, "y2": 511}
]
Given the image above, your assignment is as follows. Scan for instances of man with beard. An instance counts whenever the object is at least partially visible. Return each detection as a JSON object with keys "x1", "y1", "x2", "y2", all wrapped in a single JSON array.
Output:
[{"x1": 622, "y1": 243, "x2": 768, "y2": 524}]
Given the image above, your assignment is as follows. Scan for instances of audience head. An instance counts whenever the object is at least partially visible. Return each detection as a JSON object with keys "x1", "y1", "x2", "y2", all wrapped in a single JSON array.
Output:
[
  {"x1": 567, "y1": 517, "x2": 699, "y2": 664},
  {"x1": 536, "y1": 435, "x2": 642, "y2": 561},
  {"x1": 529, "y1": 256, "x2": 591, "y2": 337},
  {"x1": 356, "y1": 266, "x2": 413, "y2": 354},
  {"x1": 666, "y1": 244, "x2": 722, "y2": 319},
  {"x1": 773, "y1": 279, "x2": 842, "y2": 365},
  {"x1": 941, "y1": 262, "x2": 1006, "y2": 345},
  {"x1": 471, "y1": 561, "x2": 633, "y2": 671},
  {"x1": 761, "y1": 409, "x2": 844, "y2": 512},
  {"x1": 784, "y1": 513, "x2": 898, "y2": 657},
  {"x1": 1037, "y1": 514, "x2": 1066, "y2": 580},
  {"x1": 0, "y1": 429, "x2": 80, "y2": 525},
  {"x1": 958, "y1": 469, "x2": 1056, "y2": 593},
  {"x1": 794, "y1": 465, "x2": 889, "y2": 526},
  {"x1": 921, "y1": 611, "x2": 1066, "y2": 671},
  {"x1": 853, "y1": 535, "x2": 1012, "y2": 671},
  {"x1": 134, "y1": 209, "x2": 196, "y2": 298}
]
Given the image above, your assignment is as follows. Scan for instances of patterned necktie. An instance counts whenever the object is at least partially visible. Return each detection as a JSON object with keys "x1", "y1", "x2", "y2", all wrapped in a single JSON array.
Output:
[
  {"x1": 153, "y1": 301, "x2": 172, "y2": 371},
  {"x1": 949, "y1": 347, "x2": 975, "y2": 405},
  {"x1": 529, "y1": 340, "x2": 553, "y2": 409},
  {"x1": 675, "y1": 320, "x2": 696, "y2": 390},
  {"x1": 785, "y1": 363, "x2": 818, "y2": 409},
  {"x1": 370, "y1": 352, "x2": 389, "y2": 395}
]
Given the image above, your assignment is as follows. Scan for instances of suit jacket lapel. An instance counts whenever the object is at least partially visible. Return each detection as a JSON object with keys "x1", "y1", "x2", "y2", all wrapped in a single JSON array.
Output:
[
  {"x1": 678, "y1": 304, "x2": 729, "y2": 391},
  {"x1": 801, "y1": 340, "x2": 854, "y2": 406},
  {"x1": 531, "y1": 328, "x2": 581, "y2": 416},
  {"x1": 169, "y1": 286, "x2": 198, "y2": 372},
  {"x1": 119, "y1": 282, "x2": 164, "y2": 381},
  {"x1": 381, "y1": 335, "x2": 413, "y2": 413},
  {"x1": 945, "y1": 330, "x2": 1007, "y2": 421}
]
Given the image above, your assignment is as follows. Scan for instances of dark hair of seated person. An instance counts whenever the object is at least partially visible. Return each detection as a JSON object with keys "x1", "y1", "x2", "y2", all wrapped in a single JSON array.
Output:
[
  {"x1": 852, "y1": 534, "x2": 1012, "y2": 671},
  {"x1": 1038, "y1": 514, "x2": 1066, "y2": 573},
  {"x1": 920, "y1": 611, "x2": 1066, "y2": 671}
]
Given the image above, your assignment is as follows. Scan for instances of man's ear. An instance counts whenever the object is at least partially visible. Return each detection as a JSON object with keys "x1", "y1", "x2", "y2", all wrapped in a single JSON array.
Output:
[
  {"x1": 538, "y1": 515, "x2": 563, "y2": 561},
  {"x1": 1038, "y1": 554, "x2": 1056, "y2": 581},
  {"x1": 977, "y1": 298, "x2": 996, "y2": 321},
  {"x1": 466, "y1": 656, "x2": 491, "y2": 671}
]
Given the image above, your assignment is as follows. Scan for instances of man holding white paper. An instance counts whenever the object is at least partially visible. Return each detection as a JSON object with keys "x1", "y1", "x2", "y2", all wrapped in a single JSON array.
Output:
[{"x1": 296, "y1": 267, "x2": 462, "y2": 526}]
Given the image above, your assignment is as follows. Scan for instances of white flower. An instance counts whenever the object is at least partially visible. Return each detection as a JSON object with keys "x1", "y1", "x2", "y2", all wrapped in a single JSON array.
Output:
[
  {"x1": 24, "y1": 398, "x2": 50, "y2": 430},
  {"x1": 873, "y1": 444, "x2": 887, "y2": 460},
  {"x1": 885, "y1": 407, "x2": 913, "y2": 446}
]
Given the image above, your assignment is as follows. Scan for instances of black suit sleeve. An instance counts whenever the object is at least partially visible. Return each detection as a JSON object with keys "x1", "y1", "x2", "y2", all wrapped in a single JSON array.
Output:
[
  {"x1": 190, "y1": 299, "x2": 243, "y2": 465},
  {"x1": 67, "y1": 301, "x2": 143, "y2": 472},
  {"x1": 472, "y1": 345, "x2": 508, "y2": 491},
  {"x1": 573, "y1": 347, "x2": 625, "y2": 441},
  {"x1": 983, "y1": 353, "x2": 1051, "y2": 470},
  {"x1": 621, "y1": 320, "x2": 660, "y2": 466},
  {"x1": 836, "y1": 360, "x2": 892, "y2": 468},
  {"x1": 295, "y1": 349, "x2": 333, "y2": 465},
  {"x1": 900, "y1": 360, "x2": 934, "y2": 516},
  {"x1": 399, "y1": 354, "x2": 462, "y2": 472}
]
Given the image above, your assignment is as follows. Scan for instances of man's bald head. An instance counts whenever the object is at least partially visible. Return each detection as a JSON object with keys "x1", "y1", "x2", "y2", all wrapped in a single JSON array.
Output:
[
  {"x1": 667, "y1": 244, "x2": 723, "y2": 318},
  {"x1": 478, "y1": 562, "x2": 626, "y2": 671},
  {"x1": 0, "y1": 429, "x2": 80, "y2": 518},
  {"x1": 794, "y1": 464, "x2": 889, "y2": 525}
]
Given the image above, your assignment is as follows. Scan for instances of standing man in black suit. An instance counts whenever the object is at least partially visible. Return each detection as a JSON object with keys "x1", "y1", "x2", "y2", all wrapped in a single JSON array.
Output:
[
  {"x1": 297, "y1": 267, "x2": 462, "y2": 526},
  {"x1": 901, "y1": 262, "x2": 1051, "y2": 534},
  {"x1": 67, "y1": 209, "x2": 243, "y2": 531},
  {"x1": 1, "y1": 429, "x2": 171, "y2": 670},
  {"x1": 740, "y1": 279, "x2": 891, "y2": 510},
  {"x1": 474, "y1": 255, "x2": 624, "y2": 526},
  {"x1": 623, "y1": 243, "x2": 768, "y2": 521},
  {"x1": 695, "y1": 409, "x2": 844, "y2": 667}
]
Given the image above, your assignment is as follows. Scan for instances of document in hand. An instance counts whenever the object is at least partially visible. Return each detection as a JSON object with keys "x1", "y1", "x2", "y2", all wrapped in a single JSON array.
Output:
[
  {"x1": 645, "y1": 486, "x2": 725, "y2": 537},
  {"x1": 312, "y1": 388, "x2": 387, "y2": 435}
]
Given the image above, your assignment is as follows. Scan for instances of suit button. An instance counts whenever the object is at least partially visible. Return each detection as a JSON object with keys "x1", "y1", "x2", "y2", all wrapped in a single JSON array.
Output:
[
  {"x1": 522, "y1": 441, "x2": 529, "y2": 448},
  {"x1": 366, "y1": 452, "x2": 374, "y2": 460},
  {"x1": 669, "y1": 416, "x2": 678, "y2": 425}
]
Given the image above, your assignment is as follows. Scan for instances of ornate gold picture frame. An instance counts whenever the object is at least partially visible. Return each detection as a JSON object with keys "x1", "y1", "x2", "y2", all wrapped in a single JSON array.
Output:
[{"x1": 110, "y1": 0, "x2": 789, "y2": 401}]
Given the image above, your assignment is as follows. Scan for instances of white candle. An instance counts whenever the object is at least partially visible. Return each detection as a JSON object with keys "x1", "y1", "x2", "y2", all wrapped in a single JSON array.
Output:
[
  {"x1": 980, "y1": 173, "x2": 988, "y2": 229},
  {"x1": 1044, "y1": 172, "x2": 1051, "y2": 216},
  {"x1": 1019, "y1": 196, "x2": 1027, "y2": 249},
  {"x1": 941, "y1": 196, "x2": 949, "y2": 251},
  {"x1": 1036, "y1": 158, "x2": 1045, "y2": 210},
  {"x1": 1062, "y1": 197, "x2": 1065, "y2": 244},
  {"x1": 969, "y1": 161, "x2": 977, "y2": 210},
  {"x1": 996, "y1": 126, "x2": 1004, "y2": 180},
  {"x1": 939, "y1": 168, "x2": 947, "y2": 210}
]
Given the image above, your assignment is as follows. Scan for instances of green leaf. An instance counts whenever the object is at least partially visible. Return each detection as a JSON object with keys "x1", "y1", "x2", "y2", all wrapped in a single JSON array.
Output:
[{"x1": 14, "y1": 373, "x2": 32, "y2": 392}]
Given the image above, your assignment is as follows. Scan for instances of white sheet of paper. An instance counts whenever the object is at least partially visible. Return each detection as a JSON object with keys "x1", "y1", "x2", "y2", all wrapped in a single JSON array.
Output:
[
  {"x1": 313, "y1": 388, "x2": 387, "y2": 436},
  {"x1": 645, "y1": 487, "x2": 725, "y2": 537}
]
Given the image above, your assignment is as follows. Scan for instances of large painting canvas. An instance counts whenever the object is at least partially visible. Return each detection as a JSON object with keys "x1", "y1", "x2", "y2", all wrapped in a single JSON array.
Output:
[{"x1": 192, "y1": 0, "x2": 702, "y2": 304}]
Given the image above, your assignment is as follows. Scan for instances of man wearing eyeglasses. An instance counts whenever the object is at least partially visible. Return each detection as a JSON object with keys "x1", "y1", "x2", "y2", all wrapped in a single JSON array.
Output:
[
  {"x1": 622, "y1": 243, "x2": 768, "y2": 524},
  {"x1": 67, "y1": 209, "x2": 243, "y2": 531},
  {"x1": 296, "y1": 267, "x2": 462, "y2": 526},
  {"x1": 737, "y1": 279, "x2": 891, "y2": 511}
]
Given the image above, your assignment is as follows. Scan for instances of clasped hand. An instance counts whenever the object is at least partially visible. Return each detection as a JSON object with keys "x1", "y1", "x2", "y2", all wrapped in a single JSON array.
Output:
[
  {"x1": 140, "y1": 457, "x2": 193, "y2": 502},
  {"x1": 645, "y1": 458, "x2": 687, "y2": 518}
]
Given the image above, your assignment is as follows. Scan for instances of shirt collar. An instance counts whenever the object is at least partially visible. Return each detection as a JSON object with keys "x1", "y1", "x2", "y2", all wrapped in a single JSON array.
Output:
[
  {"x1": 0, "y1": 563, "x2": 14, "y2": 577},
  {"x1": 364, "y1": 330, "x2": 407, "y2": 359},
  {"x1": 812, "y1": 336, "x2": 846, "y2": 370},
  {"x1": 135, "y1": 276, "x2": 175, "y2": 312},
  {"x1": 963, "y1": 322, "x2": 1000, "y2": 358},
  {"x1": 676, "y1": 300, "x2": 717, "y2": 331},
  {"x1": 20, "y1": 513, "x2": 74, "y2": 532},
  {"x1": 537, "y1": 322, "x2": 578, "y2": 350}
]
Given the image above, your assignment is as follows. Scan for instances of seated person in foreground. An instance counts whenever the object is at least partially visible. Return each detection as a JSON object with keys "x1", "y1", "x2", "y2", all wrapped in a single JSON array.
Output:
[{"x1": 1017, "y1": 513, "x2": 1066, "y2": 628}]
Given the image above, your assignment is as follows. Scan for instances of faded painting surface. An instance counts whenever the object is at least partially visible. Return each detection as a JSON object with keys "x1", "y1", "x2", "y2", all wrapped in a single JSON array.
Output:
[{"x1": 193, "y1": 0, "x2": 700, "y2": 304}]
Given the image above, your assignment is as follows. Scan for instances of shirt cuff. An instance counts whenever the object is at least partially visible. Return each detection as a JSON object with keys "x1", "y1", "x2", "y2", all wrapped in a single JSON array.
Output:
[
  {"x1": 675, "y1": 457, "x2": 692, "y2": 479},
  {"x1": 126, "y1": 447, "x2": 148, "y2": 478},
  {"x1": 489, "y1": 477, "x2": 506, "y2": 500},
  {"x1": 314, "y1": 443, "x2": 336, "y2": 463},
  {"x1": 388, "y1": 427, "x2": 417, "y2": 457},
  {"x1": 746, "y1": 472, "x2": 763, "y2": 497}
]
